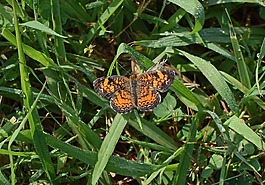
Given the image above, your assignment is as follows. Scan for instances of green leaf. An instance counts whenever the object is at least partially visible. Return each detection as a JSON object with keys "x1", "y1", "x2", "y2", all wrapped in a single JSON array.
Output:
[
  {"x1": 153, "y1": 93, "x2": 176, "y2": 117},
  {"x1": 209, "y1": 154, "x2": 223, "y2": 169},
  {"x1": 20, "y1": 21, "x2": 67, "y2": 38},
  {"x1": 179, "y1": 50, "x2": 239, "y2": 113},
  {"x1": 168, "y1": 0, "x2": 205, "y2": 33},
  {"x1": 43, "y1": 132, "x2": 157, "y2": 177},
  {"x1": 129, "y1": 117, "x2": 179, "y2": 150},
  {"x1": 91, "y1": 114, "x2": 128, "y2": 185},
  {"x1": 202, "y1": 0, "x2": 265, "y2": 7},
  {"x1": 229, "y1": 24, "x2": 251, "y2": 88},
  {"x1": 201, "y1": 166, "x2": 213, "y2": 179},
  {"x1": 224, "y1": 116, "x2": 265, "y2": 150}
]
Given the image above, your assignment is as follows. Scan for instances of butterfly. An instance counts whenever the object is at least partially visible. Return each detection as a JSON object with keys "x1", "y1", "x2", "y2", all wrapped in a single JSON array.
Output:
[{"x1": 93, "y1": 70, "x2": 175, "y2": 114}]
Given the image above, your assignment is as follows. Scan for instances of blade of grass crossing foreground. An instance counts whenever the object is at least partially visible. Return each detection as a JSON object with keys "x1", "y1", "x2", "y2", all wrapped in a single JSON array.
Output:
[
  {"x1": 11, "y1": 0, "x2": 56, "y2": 183},
  {"x1": 1, "y1": 29, "x2": 55, "y2": 67},
  {"x1": 128, "y1": 118, "x2": 179, "y2": 150},
  {"x1": 174, "y1": 111, "x2": 202, "y2": 184},
  {"x1": 90, "y1": 114, "x2": 128, "y2": 185},
  {"x1": 202, "y1": 0, "x2": 265, "y2": 7},
  {"x1": 20, "y1": 21, "x2": 67, "y2": 38},
  {"x1": 225, "y1": 116, "x2": 265, "y2": 150},
  {"x1": 8, "y1": 82, "x2": 46, "y2": 184},
  {"x1": 44, "y1": 133, "x2": 157, "y2": 177}
]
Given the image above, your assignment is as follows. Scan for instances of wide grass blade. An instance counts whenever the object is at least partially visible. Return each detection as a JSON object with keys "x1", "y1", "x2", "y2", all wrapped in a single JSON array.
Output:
[
  {"x1": 179, "y1": 50, "x2": 239, "y2": 113},
  {"x1": 168, "y1": 0, "x2": 204, "y2": 33},
  {"x1": 128, "y1": 118, "x2": 179, "y2": 150},
  {"x1": 225, "y1": 116, "x2": 265, "y2": 150},
  {"x1": 11, "y1": 0, "x2": 56, "y2": 183},
  {"x1": 90, "y1": 114, "x2": 128, "y2": 184},
  {"x1": 202, "y1": 0, "x2": 265, "y2": 7},
  {"x1": 43, "y1": 132, "x2": 158, "y2": 177}
]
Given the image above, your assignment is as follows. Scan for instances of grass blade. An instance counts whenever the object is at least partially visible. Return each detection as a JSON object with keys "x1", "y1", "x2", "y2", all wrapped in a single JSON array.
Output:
[
  {"x1": 229, "y1": 24, "x2": 251, "y2": 88},
  {"x1": 128, "y1": 118, "x2": 179, "y2": 150},
  {"x1": 1, "y1": 28, "x2": 55, "y2": 67},
  {"x1": 255, "y1": 38, "x2": 265, "y2": 94},
  {"x1": 90, "y1": 114, "x2": 128, "y2": 184},
  {"x1": 81, "y1": 0, "x2": 125, "y2": 50},
  {"x1": 168, "y1": 0, "x2": 204, "y2": 33},
  {"x1": 180, "y1": 49, "x2": 239, "y2": 113},
  {"x1": 202, "y1": 0, "x2": 265, "y2": 7},
  {"x1": 225, "y1": 116, "x2": 265, "y2": 150},
  {"x1": 11, "y1": 0, "x2": 56, "y2": 183},
  {"x1": 20, "y1": 21, "x2": 67, "y2": 38},
  {"x1": 174, "y1": 111, "x2": 202, "y2": 184},
  {"x1": 44, "y1": 132, "x2": 157, "y2": 177}
]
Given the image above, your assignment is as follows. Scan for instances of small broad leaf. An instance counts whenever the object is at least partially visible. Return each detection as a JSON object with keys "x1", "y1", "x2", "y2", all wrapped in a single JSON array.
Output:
[
  {"x1": 201, "y1": 166, "x2": 213, "y2": 179},
  {"x1": 209, "y1": 154, "x2": 223, "y2": 169},
  {"x1": 153, "y1": 93, "x2": 176, "y2": 117}
]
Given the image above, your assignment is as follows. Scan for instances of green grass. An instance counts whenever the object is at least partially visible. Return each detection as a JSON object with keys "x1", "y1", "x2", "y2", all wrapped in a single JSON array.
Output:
[{"x1": 0, "y1": 0, "x2": 265, "y2": 184}]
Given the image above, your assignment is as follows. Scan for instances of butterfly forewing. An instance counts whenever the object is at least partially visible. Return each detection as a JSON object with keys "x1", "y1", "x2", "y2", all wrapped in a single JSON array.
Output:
[
  {"x1": 93, "y1": 76, "x2": 130, "y2": 99},
  {"x1": 137, "y1": 70, "x2": 175, "y2": 92}
]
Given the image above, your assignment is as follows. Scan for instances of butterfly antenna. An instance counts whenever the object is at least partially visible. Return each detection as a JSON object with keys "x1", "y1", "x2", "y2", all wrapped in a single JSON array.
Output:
[
  {"x1": 149, "y1": 58, "x2": 168, "y2": 71},
  {"x1": 116, "y1": 60, "x2": 131, "y2": 76}
]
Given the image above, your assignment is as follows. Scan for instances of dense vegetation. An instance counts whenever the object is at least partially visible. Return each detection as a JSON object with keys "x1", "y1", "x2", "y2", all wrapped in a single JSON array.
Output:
[{"x1": 0, "y1": 0, "x2": 265, "y2": 184}]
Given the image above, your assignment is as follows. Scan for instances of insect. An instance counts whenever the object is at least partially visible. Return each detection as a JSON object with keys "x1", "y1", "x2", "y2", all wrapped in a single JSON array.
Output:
[{"x1": 93, "y1": 70, "x2": 175, "y2": 114}]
